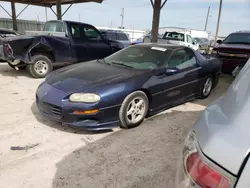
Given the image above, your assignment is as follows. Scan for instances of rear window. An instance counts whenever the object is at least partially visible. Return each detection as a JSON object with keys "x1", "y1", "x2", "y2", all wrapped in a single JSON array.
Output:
[
  {"x1": 223, "y1": 33, "x2": 250, "y2": 45},
  {"x1": 44, "y1": 21, "x2": 64, "y2": 32},
  {"x1": 117, "y1": 33, "x2": 129, "y2": 41},
  {"x1": 163, "y1": 32, "x2": 184, "y2": 42}
]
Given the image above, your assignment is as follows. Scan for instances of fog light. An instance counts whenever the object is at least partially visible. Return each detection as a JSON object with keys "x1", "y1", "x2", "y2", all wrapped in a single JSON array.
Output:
[{"x1": 73, "y1": 109, "x2": 99, "y2": 115}]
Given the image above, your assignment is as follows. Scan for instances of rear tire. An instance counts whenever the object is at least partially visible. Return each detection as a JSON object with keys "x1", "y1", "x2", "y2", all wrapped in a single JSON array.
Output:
[
  {"x1": 119, "y1": 91, "x2": 149, "y2": 129},
  {"x1": 27, "y1": 54, "x2": 53, "y2": 78}
]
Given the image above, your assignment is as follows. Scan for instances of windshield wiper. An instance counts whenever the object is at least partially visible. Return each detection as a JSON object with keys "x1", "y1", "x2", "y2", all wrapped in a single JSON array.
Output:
[
  {"x1": 97, "y1": 58, "x2": 111, "y2": 65},
  {"x1": 111, "y1": 62, "x2": 134, "y2": 69}
]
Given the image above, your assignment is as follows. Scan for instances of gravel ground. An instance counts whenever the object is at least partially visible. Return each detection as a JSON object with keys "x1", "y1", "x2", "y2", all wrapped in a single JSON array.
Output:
[{"x1": 0, "y1": 63, "x2": 233, "y2": 188}]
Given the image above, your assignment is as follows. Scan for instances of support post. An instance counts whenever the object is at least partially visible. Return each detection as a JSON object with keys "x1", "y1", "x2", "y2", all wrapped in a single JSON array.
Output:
[
  {"x1": 151, "y1": 0, "x2": 161, "y2": 43},
  {"x1": 56, "y1": 0, "x2": 62, "y2": 20},
  {"x1": 204, "y1": 6, "x2": 210, "y2": 31},
  {"x1": 11, "y1": 0, "x2": 17, "y2": 31},
  {"x1": 215, "y1": 0, "x2": 223, "y2": 43}
]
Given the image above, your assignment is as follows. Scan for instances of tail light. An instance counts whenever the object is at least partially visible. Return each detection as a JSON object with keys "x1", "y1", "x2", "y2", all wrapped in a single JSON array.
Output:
[
  {"x1": 182, "y1": 132, "x2": 236, "y2": 188},
  {"x1": 5, "y1": 45, "x2": 13, "y2": 56},
  {"x1": 186, "y1": 152, "x2": 230, "y2": 188}
]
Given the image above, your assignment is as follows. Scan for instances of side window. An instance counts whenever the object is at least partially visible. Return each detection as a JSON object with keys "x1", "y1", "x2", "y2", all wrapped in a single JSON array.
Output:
[
  {"x1": 117, "y1": 33, "x2": 129, "y2": 41},
  {"x1": 168, "y1": 49, "x2": 197, "y2": 70},
  {"x1": 70, "y1": 23, "x2": 85, "y2": 39},
  {"x1": 107, "y1": 32, "x2": 117, "y2": 40},
  {"x1": 84, "y1": 25, "x2": 102, "y2": 41},
  {"x1": 187, "y1": 35, "x2": 193, "y2": 44}
]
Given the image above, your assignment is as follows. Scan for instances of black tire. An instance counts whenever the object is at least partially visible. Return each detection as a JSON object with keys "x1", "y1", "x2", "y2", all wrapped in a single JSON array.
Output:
[
  {"x1": 200, "y1": 75, "x2": 213, "y2": 99},
  {"x1": 27, "y1": 54, "x2": 53, "y2": 78},
  {"x1": 119, "y1": 91, "x2": 149, "y2": 129}
]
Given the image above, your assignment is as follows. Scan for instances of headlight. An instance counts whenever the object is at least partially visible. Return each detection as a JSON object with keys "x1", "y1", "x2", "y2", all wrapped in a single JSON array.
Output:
[{"x1": 69, "y1": 93, "x2": 100, "y2": 103}]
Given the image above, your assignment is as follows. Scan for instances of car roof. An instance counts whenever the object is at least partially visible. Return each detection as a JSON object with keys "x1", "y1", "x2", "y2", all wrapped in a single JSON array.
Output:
[
  {"x1": 135, "y1": 43, "x2": 187, "y2": 50},
  {"x1": 231, "y1": 30, "x2": 250, "y2": 35}
]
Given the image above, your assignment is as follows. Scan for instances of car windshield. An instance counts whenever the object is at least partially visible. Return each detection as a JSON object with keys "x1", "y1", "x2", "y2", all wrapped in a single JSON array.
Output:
[
  {"x1": 163, "y1": 32, "x2": 184, "y2": 42},
  {"x1": 223, "y1": 33, "x2": 250, "y2": 45},
  {"x1": 104, "y1": 45, "x2": 171, "y2": 70}
]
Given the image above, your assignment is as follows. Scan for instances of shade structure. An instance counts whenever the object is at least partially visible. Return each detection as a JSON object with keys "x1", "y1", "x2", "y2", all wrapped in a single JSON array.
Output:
[
  {"x1": 0, "y1": 0, "x2": 103, "y2": 30},
  {"x1": 0, "y1": 0, "x2": 103, "y2": 7}
]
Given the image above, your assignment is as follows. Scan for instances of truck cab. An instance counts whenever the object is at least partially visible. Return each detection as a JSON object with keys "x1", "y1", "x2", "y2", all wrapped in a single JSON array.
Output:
[{"x1": 1, "y1": 20, "x2": 123, "y2": 78}]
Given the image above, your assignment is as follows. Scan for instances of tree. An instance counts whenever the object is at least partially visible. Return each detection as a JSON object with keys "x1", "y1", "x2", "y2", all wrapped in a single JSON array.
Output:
[{"x1": 150, "y1": 0, "x2": 168, "y2": 43}]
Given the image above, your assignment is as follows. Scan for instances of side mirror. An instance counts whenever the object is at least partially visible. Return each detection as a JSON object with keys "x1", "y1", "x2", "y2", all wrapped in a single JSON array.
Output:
[
  {"x1": 165, "y1": 67, "x2": 180, "y2": 76},
  {"x1": 217, "y1": 39, "x2": 223, "y2": 44}
]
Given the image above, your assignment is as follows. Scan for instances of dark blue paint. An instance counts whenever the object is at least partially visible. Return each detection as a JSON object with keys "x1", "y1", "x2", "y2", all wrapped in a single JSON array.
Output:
[{"x1": 36, "y1": 45, "x2": 222, "y2": 130}]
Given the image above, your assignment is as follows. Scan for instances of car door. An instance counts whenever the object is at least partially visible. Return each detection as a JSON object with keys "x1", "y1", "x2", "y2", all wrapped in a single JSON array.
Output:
[
  {"x1": 83, "y1": 25, "x2": 113, "y2": 60},
  {"x1": 160, "y1": 48, "x2": 201, "y2": 106},
  {"x1": 69, "y1": 23, "x2": 112, "y2": 62}
]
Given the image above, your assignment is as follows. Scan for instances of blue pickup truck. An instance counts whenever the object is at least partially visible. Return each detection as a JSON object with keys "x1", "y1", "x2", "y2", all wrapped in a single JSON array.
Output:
[{"x1": 1, "y1": 20, "x2": 123, "y2": 78}]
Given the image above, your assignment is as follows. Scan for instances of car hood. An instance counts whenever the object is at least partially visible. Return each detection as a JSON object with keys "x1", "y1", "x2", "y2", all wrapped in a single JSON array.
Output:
[
  {"x1": 213, "y1": 43, "x2": 250, "y2": 53},
  {"x1": 45, "y1": 60, "x2": 143, "y2": 93},
  {"x1": 193, "y1": 59, "x2": 250, "y2": 175}
]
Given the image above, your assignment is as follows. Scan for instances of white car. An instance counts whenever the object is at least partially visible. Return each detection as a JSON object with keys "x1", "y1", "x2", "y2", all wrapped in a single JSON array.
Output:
[
  {"x1": 144, "y1": 31, "x2": 199, "y2": 51},
  {"x1": 176, "y1": 58, "x2": 250, "y2": 188}
]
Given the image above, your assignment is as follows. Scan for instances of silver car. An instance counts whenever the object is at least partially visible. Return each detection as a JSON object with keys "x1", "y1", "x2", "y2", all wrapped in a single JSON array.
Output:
[
  {"x1": 176, "y1": 58, "x2": 250, "y2": 188},
  {"x1": 193, "y1": 37, "x2": 210, "y2": 51}
]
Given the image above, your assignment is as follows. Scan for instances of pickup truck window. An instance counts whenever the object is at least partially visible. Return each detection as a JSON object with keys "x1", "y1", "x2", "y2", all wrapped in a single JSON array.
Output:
[
  {"x1": 168, "y1": 49, "x2": 196, "y2": 70},
  {"x1": 70, "y1": 23, "x2": 84, "y2": 38},
  {"x1": 163, "y1": 32, "x2": 184, "y2": 42},
  {"x1": 44, "y1": 21, "x2": 64, "y2": 32},
  {"x1": 223, "y1": 33, "x2": 250, "y2": 45},
  {"x1": 187, "y1": 35, "x2": 193, "y2": 44},
  {"x1": 84, "y1": 25, "x2": 102, "y2": 41}
]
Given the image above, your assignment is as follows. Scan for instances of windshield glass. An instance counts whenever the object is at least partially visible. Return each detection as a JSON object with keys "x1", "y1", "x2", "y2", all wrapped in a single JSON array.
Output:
[
  {"x1": 223, "y1": 33, "x2": 250, "y2": 45},
  {"x1": 163, "y1": 32, "x2": 184, "y2": 42},
  {"x1": 44, "y1": 21, "x2": 64, "y2": 32},
  {"x1": 104, "y1": 45, "x2": 171, "y2": 70}
]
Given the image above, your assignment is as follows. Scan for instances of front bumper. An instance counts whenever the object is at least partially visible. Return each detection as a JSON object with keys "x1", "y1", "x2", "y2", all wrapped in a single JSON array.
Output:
[{"x1": 36, "y1": 82, "x2": 120, "y2": 131}]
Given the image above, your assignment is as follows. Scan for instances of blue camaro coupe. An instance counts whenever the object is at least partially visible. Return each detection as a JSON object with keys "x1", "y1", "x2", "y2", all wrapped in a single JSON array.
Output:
[{"x1": 36, "y1": 44, "x2": 221, "y2": 130}]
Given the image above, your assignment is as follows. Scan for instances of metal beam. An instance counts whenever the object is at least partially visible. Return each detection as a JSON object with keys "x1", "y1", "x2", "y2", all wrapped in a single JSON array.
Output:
[
  {"x1": 11, "y1": 0, "x2": 18, "y2": 31},
  {"x1": 61, "y1": 3, "x2": 73, "y2": 17},
  {"x1": 16, "y1": 4, "x2": 29, "y2": 18},
  {"x1": 56, "y1": 0, "x2": 62, "y2": 20},
  {"x1": 0, "y1": 4, "x2": 12, "y2": 17}
]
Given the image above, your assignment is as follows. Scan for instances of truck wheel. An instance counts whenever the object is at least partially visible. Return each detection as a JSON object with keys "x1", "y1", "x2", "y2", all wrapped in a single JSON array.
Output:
[{"x1": 27, "y1": 55, "x2": 53, "y2": 78}]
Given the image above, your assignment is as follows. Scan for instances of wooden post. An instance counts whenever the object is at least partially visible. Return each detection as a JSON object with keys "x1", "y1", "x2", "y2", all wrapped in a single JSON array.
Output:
[
  {"x1": 56, "y1": 0, "x2": 62, "y2": 20},
  {"x1": 11, "y1": 0, "x2": 17, "y2": 31},
  {"x1": 151, "y1": 0, "x2": 161, "y2": 43}
]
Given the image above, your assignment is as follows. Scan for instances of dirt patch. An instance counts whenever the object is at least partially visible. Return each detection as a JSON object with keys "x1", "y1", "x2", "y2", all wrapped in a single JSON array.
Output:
[{"x1": 0, "y1": 63, "x2": 233, "y2": 188}]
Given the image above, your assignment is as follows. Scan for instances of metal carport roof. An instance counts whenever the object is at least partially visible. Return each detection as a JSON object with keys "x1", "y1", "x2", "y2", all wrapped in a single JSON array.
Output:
[
  {"x1": 0, "y1": 0, "x2": 103, "y2": 7},
  {"x1": 0, "y1": 0, "x2": 103, "y2": 30}
]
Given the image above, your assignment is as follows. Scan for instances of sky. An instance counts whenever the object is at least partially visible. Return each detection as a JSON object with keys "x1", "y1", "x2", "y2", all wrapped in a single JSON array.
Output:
[{"x1": 0, "y1": 0, "x2": 249, "y2": 36}]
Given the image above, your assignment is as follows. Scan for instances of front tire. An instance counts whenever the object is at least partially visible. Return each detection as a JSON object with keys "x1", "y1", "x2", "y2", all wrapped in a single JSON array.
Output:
[
  {"x1": 119, "y1": 91, "x2": 149, "y2": 129},
  {"x1": 200, "y1": 75, "x2": 213, "y2": 99},
  {"x1": 27, "y1": 54, "x2": 53, "y2": 78}
]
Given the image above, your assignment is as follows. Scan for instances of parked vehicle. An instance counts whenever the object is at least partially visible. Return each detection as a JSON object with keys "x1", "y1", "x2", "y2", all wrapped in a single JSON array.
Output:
[
  {"x1": 36, "y1": 44, "x2": 221, "y2": 131},
  {"x1": 212, "y1": 30, "x2": 250, "y2": 73},
  {"x1": 143, "y1": 31, "x2": 199, "y2": 51},
  {"x1": 193, "y1": 37, "x2": 210, "y2": 51},
  {"x1": 100, "y1": 30, "x2": 130, "y2": 48},
  {"x1": 176, "y1": 58, "x2": 250, "y2": 188},
  {"x1": 0, "y1": 20, "x2": 123, "y2": 78},
  {"x1": 159, "y1": 27, "x2": 209, "y2": 39},
  {"x1": 130, "y1": 36, "x2": 144, "y2": 45}
]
